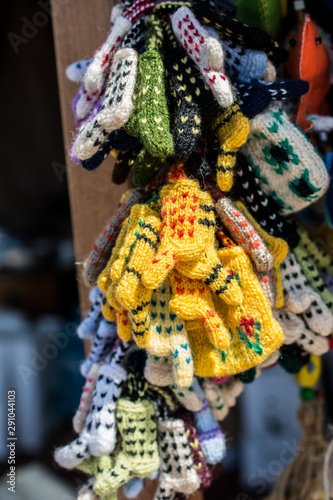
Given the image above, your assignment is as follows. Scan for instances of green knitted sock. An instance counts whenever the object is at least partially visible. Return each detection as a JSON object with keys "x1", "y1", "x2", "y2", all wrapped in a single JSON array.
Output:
[
  {"x1": 77, "y1": 455, "x2": 117, "y2": 500},
  {"x1": 132, "y1": 148, "x2": 166, "y2": 187},
  {"x1": 293, "y1": 245, "x2": 333, "y2": 313},
  {"x1": 94, "y1": 398, "x2": 159, "y2": 495}
]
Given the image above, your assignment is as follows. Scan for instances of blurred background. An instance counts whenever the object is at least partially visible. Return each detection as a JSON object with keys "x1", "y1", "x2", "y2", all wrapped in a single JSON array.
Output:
[{"x1": 1, "y1": 1, "x2": 333, "y2": 500}]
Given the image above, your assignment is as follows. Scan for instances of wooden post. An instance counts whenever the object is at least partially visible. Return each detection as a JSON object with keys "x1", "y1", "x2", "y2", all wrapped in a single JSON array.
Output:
[{"x1": 51, "y1": 2, "x2": 204, "y2": 499}]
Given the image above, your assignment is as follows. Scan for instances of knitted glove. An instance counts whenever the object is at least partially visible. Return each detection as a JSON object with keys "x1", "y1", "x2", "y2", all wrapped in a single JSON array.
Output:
[
  {"x1": 83, "y1": 187, "x2": 147, "y2": 287},
  {"x1": 181, "y1": 410, "x2": 212, "y2": 490},
  {"x1": 280, "y1": 252, "x2": 333, "y2": 336},
  {"x1": 73, "y1": 363, "x2": 100, "y2": 434},
  {"x1": 186, "y1": 245, "x2": 284, "y2": 377},
  {"x1": 223, "y1": 41, "x2": 268, "y2": 82},
  {"x1": 93, "y1": 399, "x2": 159, "y2": 495},
  {"x1": 142, "y1": 279, "x2": 194, "y2": 387},
  {"x1": 73, "y1": 48, "x2": 138, "y2": 161},
  {"x1": 171, "y1": 7, "x2": 234, "y2": 109},
  {"x1": 211, "y1": 103, "x2": 250, "y2": 192},
  {"x1": 75, "y1": 16, "x2": 131, "y2": 122},
  {"x1": 216, "y1": 196, "x2": 274, "y2": 274},
  {"x1": 142, "y1": 171, "x2": 243, "y2": 308},
  {"x1": 154, "y1": 418, "x2": 201, "y2": 500},
  {"x1": 144, "y1": 355, "x2": 203, "y2": 411},
  {"x1": 54, "y1": 342, "x2": 130, "y2": 469},
  {"x1": 77, "y1": 287, "x2": 104, "y2": 338},
  {"x1": 241, "y1": 105, "x2": 329, "y2": 215},
  {"x1": 80, "y1": 320, "x2": 118, "y2": 377},
  {"x1": 192, "y1": 379, "x2": 226, "y2": 464},
  {"x1": 234, "y1": 153, "x2": 300, "y2": 249}
]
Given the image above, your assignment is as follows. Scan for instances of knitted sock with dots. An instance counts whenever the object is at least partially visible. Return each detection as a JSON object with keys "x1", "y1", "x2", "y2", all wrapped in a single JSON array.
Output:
[
  {"x1": 280, "y1": 252, "x2": 333, "y2": 336},
  {"x1": 211, "y1": 103, "x2": 250, "y2": 192},
  {"x1": 80, "y1": 320, "x2": 118, "y2": 377},
  {"x1": 171, "y1": 6, "x2": 234, "y2": 109},
  {"x1": 77, "y1": 288, "x2": 104, "y2": 339},
  {"x1": 122, "y1": 16, "x2": 148, "y2": 51},
  {"x1": 222, "y1": 40, "x2": 267, "y2": 82},
  {"x1": 180, "y1": 410, "x2": 213, "y2": 490},
  {"x1": 202, "y1": 378, "x2": 228, "y2": 421},
  {"x1": 93, "y1": 398, "x2": 159, "y2": 495},
  {"x1": 192, "y1": 379, "x2": 226, "y2": 464},
  {"x1": 77, "y1": 455, "x2": 116, "y2": 500},
  {"x1": 112, "y1": 147, "x2": 141, "y2": 185},
  {"x1": 73, "y1": 364, "x2": 101, "y2": 434},
  {"x1": 234, "y1": 153, "x2": 300, "y2": 249},
  {"x1": 296, "y1": 223, "x2": 333, "y2": 276},
  {"x1": 54, "y1": 341, "x2": 130, "y2": 469},
  {"x1": 154, "y1": 417, "x2": 201, "y2": 500},
  {"x1": 241, "y1": 105, "x2": 329, "y2": 215},
  {"x1": 132, "y1": 148, "x2": 166, "y2": 187}
]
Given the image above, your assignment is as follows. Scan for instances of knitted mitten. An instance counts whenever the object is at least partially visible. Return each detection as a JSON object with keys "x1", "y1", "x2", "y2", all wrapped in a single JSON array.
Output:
[
  {"x1": 235, "y1": 153, "x2": 300, "y2": 249},
  {"x1": 83, "y1": 187, "x2": 147, "y2": 287},
  {"x1": 181, "y1": 410, "x2": 213, "y2": 489},
  {"x1": 211, "y1": 103, "x2": 250, "y2": 191},
  {"x1": 274, "y1": 307, "x2": 330, "y2": 355},
  {"x1": 93, "y1": 398, "x2": 159, "y2": 495},
  {"x1": 280, "y1": 252, "x2": 333, "y2": 336},
  {"x1": 73, "y1": 48, "x2": 138, "y2": 160},
  {"x1": 192, "y1": 379, "x2": 226, "y2": 464},
  {"x1": 81, "y1": 320, "x2": 117, "y2": 377},
  {"x1": 126, "y1": 21, "x2": 173, "y2": 157},
  {"x1": 54, "y1": 342, "x2": 130, "y2": 469},
  {"x1": 143, "y1": 280, "x2": 194, "y2": 387},
  {"x1": 241, "y1": 105, "x2": 329, "y2": 215},
  {"x1": 75, "y1": 16, "x2": 131, "y2": 122},
  {"x1": 112, "y1": 147, "x2": 141, "y2": 185},
  {"x1": 169, "y1": 269, "x2": 230, "y2": 351},
  {"x1": 223, "y1": 41, "x2": 267, "y2": 82},
  {"x1": 154, "y1": 418, "x2": 201, "y2": 500},
  {"x1": 171, "y1": 7, "x2": 234, "y2": 109},
  {"x1": 73, "y1": 363, "x2": 101, "y2": 434},
  {"x1": 142, "y1": 172, "x2": 243, "y2": 308},
  {"x1": 77, "y1": 288, "x2": 104, "y2": 338},
  {"x1": 186, "y1": 246, "x2": 284, "y2": 377},
  {"x1": 216, "y1": 196, "x2": 274, "y2": 274},
  {"x1": 66, "y1": 59, "x2": 91, "y2": 83},
  {"x1": 236, "y1": 79, "x2": 309, "y2": 119}
]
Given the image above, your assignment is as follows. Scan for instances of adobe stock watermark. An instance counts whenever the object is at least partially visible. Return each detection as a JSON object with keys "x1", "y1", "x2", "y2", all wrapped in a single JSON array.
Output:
[
  {"x1": 236, "y1": 438, "x2": 301, "y2": 500},
  {"x1": 17, "y1": 321, "x2": 78, "y2": 386},
  {"x1": 7, "y1": 0, "x2": 71, "y2": 54}
]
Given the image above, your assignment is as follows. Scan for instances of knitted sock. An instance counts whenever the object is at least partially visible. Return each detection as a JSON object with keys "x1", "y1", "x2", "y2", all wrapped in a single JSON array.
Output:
[
  {"x1": 154, "y1": 418, "x2": 201, "y2": 500},
  {"x1": 169, "y1": 269, "x2": 231, "y2": 351},
  {"x1": 142, "y1": 172, "x2": 243, "y2": 308},
  {"x1": 94, "y1": 398, "x2": 159, "y2": 494},
  {"x1": 169, "y1": 381, "x2": 203, "y2": 412},
  {"x1": 186, "y1": 246, "x2": 284, "y2": 377},
  {"x1": 80, "y1": 320, "x2": 118, "y2": 377},
  {"x1": 132, "y1": 148, "x2": 165, "y2": 187},
  {"x1": 274, "y1": 308, "x2": 329, "y2": 356},
  {"x1": 77, "y1": 456, "x2": 117, "y2": 500},
  {"x1": 66, "y1": 59, "x2": 91, "y2": 82},
  {"x1": 280, "y1": 252, "x2": 333, "y2": 336},
  {"x1": 216, "y1": 196, "x2": 274, "y2": 274},
  {"x1": 236, "y1": 79, "x2": 309, "y2": 119},
  {"x1": 143, "y1": 280, "x2": 194, "y2": 388},
  {"x1": 181, "y1": 410, "x2": 213, "y2": 489},
  {"x1": 73, "y1": 48, "x2": 138, "y2": 161},
  {"x1": 296, "y1": 223, "x2": 333, "y2": 276},
  {"x1": 77, "y1": 288, "x2": 104, "y2": 338},
  {"x1": 202, "y1": 379, "x2": 228, "y2": 421},
  {"x1": 73, "y1": 363, "x2": 100, "y2": 434},
  {"x1": 223, "y1": 40, "x2": 267, "y2": 82},
  {"x1": 101, "y1": 293, "x2": 116, "y2": 322},
  {"x1": 192, "y1": 379, "x2": 226, "y2": 464},
  {"x1": 83, "y1": 187, "x2": 147, "y2": 287},
  {"x1": 234, "y1": 153, "x2": 300, "y2": 249},
  {"x1": 171, "y1": 7, "x2": 234, "y2": 109},
  {"x1": 77, "y1": 479, "x2": 101, "y2": 500},
  {"x1": 75, "y1": 16, "x2": 131, "y2": 122},
  {"x1": 112, "y1": 147, "x2": 140, "y2": 185},
  {"x1": 126, "y1": 47, "x2": 173, "y2": 157},
  {"x1": 195, "y1": 9, "x2": 287, "y2": 65},
  {"x1": 123, "y1": 478, "x2": 145, "y2": 498},
  {"x1": 122, "y1": 17, "x2": 147, "y2": 50},
  {"x1": 211, "y1": 103, "x2": 250, "y2": 192},
  {"x1": 54, "y1": 342, "x2": 130, "y2": 469},
  {"x1": 241, "y1": 105, "x2": 329, "y2": 215},
  {"x1": 293, "y1": 245, "x2": 333, "y2": 313}
]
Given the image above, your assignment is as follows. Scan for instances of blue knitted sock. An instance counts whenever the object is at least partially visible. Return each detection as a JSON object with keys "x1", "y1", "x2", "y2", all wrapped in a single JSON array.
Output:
[
  {"x1": 223, "y1": 40, "x2": 268, "y2": 82},
  {"x1": 80, "y1": 320, "x2": 117, "y2": 377},
  {"x1": 193, "y1": 379, "x2": 226, "y2": 464},
  {"x1": 77, "y1": 287, "x2": 103, "y2": 339}
]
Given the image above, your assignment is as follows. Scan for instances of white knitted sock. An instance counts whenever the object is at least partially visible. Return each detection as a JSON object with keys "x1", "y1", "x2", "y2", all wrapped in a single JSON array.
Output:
[
  {"x1": 73, "y1": 363, "x2": 100, "y2": 433},
  {"x1": 80, "y1": 320, "x2": 117, "y2": 377}
]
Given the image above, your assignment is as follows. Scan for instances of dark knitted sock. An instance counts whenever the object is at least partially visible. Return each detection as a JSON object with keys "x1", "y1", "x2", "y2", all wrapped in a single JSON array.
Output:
[
  {"x1": 132, "y1": 147, "x2": 165, "y2": 187},
  {"x1": 122, "y1": 17, "x2": 147, "y2": 51},
  {"x1": 112, "y1": 146, "x2": 141, "y2": 185}
]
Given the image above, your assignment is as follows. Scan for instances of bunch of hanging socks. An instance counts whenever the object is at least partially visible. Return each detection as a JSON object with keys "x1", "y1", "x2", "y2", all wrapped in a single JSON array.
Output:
[{"x1": 56, "y1": 0, "x2": 333, "y2": 497}]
